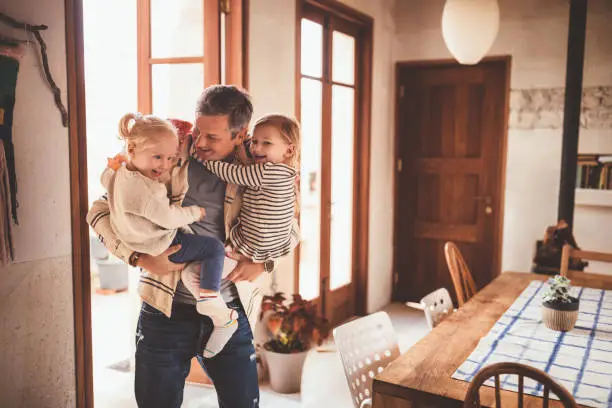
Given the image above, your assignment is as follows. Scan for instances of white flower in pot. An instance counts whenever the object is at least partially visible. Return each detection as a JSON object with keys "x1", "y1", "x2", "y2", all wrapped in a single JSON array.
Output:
[
  {"x1": 259, "y1": 293, "x2": 329, "y2": 394},
  {"x1": 542, "y1": 275, "x2": 580, "y2": 332}
]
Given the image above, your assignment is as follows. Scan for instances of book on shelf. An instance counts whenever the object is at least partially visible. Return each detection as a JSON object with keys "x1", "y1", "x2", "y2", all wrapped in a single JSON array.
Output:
[
  {"x1": 576, "y1": 154, "x2": 612, "y2": 190},
  {"x1": 599, "y1": 155, "x2": 612, "y2": 164}
]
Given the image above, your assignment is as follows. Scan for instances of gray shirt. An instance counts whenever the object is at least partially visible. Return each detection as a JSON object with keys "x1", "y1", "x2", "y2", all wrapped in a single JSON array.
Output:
[{"x1": 173, "y1": 157, "x2": 239, "y2": 304}]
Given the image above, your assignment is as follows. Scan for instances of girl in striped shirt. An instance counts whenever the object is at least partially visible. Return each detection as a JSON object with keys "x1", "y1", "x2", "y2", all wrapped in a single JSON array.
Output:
[{"x1": 193, "y1": 113, "x2": 301, "y2": 273}]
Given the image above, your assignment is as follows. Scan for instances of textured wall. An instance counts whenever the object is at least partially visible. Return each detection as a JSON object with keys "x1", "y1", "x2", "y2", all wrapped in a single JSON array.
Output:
[
  {"x1": 0, "y1": 0, "x2": 76, "y2": 406},
  {"x1": 510, "y1": 86, "x2": 612, "y2": 130}
]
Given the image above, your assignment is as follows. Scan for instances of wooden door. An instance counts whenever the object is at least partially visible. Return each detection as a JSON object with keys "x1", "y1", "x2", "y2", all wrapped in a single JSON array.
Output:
[
  {"x1": 393, "y1": 59, "x2": 509, "y2": 303},
  {"x1": 297, "y1": 2, "x2": 372, "y2": 325}
]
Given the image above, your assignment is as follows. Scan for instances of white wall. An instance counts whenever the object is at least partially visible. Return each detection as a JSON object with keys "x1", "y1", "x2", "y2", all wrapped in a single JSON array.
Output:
[
  {"x1": 0, "y1": 1, "x2": 76, "y2": 407},
  {"x1": 394, "y1": 0, "x2": 612, "y2": 275},
  {"x1": 248, "y1": 0, "x2": 397, "y2": 312}
]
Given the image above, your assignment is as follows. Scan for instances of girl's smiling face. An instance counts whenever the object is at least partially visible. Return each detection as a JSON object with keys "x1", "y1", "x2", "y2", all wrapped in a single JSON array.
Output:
[
  {"x1": 128, "y1": 132, "x2": 178, "y2": 181},
  {"x1": 249, "y1": 125, "x2": 295, "y2": 165}
]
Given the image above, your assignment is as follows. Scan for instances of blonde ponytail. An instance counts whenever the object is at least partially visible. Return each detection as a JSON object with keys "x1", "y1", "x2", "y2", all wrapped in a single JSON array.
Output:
[
  {"x1": 118, "y1": 112, "x2": 138, "y2": 140},
  {"x1": 117, "y1": 112, "x2": 177, "y2": 151}
]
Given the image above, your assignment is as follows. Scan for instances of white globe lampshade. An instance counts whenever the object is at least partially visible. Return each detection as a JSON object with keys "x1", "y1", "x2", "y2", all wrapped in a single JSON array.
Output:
[{"x1": 441, "y1": 0, "x2": 500, "y2": 65}]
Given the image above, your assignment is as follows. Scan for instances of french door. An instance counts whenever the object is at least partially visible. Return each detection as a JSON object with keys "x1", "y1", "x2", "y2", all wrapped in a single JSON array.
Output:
[{"x1": 296, "y1": 1, "x2": 372, "y2": 325}]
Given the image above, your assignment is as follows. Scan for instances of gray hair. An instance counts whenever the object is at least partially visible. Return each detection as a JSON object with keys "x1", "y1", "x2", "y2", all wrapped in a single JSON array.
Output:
[{"x1": 196, "y1": 85, "x2": 253, "y2": 137}]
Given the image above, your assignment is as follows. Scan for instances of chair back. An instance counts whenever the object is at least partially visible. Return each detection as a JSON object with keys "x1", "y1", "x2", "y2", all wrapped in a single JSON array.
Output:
[
  {"x1": 333, "y1": 312, "x2": 400, "y2": 408},
  {"x1": 444, "y1": 242, "x2": 477, "y2": 306},
  {"x1": 464, "y1": 362, "x2": 577, "y2": 408},
  {"x1": 420, "y1": 288, "x2": 454, "y2": 329},
  {"x1": 560, "y1": 244, "x2": 612, "y2": 286}
]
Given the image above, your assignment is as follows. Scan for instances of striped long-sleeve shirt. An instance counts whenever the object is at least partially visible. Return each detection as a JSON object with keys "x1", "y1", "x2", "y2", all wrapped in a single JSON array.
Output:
[{"x1": 201, "y1": 159, "x2": 300, "y2": 262}]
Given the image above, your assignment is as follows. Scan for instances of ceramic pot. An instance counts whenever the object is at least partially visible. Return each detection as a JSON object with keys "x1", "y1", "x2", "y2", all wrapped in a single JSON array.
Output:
[
  {"x1": 542, "y1": 298, "x2": 579, "y2": 332},
  {"x1": 263, "y1": 348, "x2": 310, "y2": 394}
]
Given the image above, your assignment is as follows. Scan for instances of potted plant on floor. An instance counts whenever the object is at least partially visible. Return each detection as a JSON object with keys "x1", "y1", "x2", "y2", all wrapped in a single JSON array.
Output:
[
  {"x1": 542, "y1": 275, "x2": 580, "y2": 331},
  {"x1": 260, "y1": 293, "x2": 329, "y2": 393}
]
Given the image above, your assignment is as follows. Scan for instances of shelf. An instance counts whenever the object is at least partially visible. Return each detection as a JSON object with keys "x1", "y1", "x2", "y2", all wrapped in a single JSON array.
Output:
[{"x1": 575, "y1": 188, "x2": 612, "y2": 207}]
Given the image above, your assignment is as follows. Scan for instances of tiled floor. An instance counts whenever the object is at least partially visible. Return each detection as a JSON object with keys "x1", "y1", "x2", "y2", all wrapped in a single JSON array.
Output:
[{"x1": 91, "y1": 292, "x2": 429, "y2": 408}]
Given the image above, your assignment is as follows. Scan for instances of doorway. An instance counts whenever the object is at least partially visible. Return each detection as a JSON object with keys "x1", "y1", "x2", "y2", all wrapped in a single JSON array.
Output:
[
  {"x1": 295, "y1": 0, "x2": 372, "y2": 325},
  {"x1": 393, "y1": 58, "x2": 510, "y2": 304},
  {"x1": 68, "y1": 0, "x2": 249, "y2": 406}
]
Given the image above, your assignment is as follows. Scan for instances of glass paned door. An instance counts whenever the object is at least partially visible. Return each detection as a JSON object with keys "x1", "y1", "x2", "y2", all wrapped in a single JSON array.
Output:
[{"x1": 298, "y1": 13, "x2": 361, "y2": 323}]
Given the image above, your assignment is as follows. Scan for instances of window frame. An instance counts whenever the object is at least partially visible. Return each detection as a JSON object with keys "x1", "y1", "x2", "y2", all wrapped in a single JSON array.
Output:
[{"x1": 137, "y1": 0, "x2": 248, "y2": 114}]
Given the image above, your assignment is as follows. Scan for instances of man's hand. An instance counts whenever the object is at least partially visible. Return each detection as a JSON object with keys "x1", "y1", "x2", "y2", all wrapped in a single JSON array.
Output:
[
  {"x1": 226, "y1": 252, "x2": 265, "y2": 282},
  {"x1": 137, "y1": 245, "x2": 185, "y2": 276}
]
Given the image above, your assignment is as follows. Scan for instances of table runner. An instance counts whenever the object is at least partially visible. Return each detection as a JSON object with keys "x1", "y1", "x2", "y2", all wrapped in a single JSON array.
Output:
[{"x1": 452, "y1": 280, "x2": 612, "y2": 407}]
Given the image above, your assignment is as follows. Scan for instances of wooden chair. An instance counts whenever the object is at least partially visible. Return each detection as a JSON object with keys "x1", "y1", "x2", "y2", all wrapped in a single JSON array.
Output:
[
  {"x1": 406, "y1": 287, "x2": 454, "y2": 329},
  {"x1": 333, "y1": 312, "x2": 400, "y2": 408},
  {"x1": 560, "y1": 244, "x2": 612, "y2": 285},
  {"x1": 464, "y1": 362, "x2": 577, "y2": 408},
  {"x1": 444, "y1": 242, "x2": 477, "y2": 306}
]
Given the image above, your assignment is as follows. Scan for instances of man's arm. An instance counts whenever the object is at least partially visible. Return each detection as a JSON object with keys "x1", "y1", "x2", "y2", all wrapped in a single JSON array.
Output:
[
  {"x1": 225, "y1": 219, "x2": 299, "y2": 282},
  {"x1": 87, "y1": 195, "x2": 186, "y2": 274},
  {"x1": 87, "y1": 195, "x2": 133, "y2": 263}
]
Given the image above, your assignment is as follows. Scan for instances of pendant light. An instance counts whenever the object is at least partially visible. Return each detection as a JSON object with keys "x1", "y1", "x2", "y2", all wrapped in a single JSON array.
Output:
[{"x1": 441, "y1": 0, "x2": 500, "y2": 65}]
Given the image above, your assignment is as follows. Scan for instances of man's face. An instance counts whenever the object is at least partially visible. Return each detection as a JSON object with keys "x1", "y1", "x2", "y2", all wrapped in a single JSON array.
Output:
[{"x1": 193, "y1": 114, "x2": 243, "y2": 161}]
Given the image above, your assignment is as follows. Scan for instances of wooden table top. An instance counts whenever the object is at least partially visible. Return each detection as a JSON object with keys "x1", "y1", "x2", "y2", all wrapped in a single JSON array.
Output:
[{"x1": 373, "y1": 271, "x2": 612, "y2": 407}]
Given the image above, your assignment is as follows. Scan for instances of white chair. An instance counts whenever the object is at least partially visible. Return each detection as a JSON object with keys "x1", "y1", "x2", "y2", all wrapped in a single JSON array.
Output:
[
  {"x1": 406, "y1": 287, "x2": 454, "y2": 330},
  {"x1": 333, "y1": 312, "x2": 400, "y2": 408}
]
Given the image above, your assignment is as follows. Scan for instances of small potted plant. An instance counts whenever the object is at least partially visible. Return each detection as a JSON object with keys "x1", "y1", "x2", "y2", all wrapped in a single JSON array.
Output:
[
  {"x1": 542, "y1": 275, "x2": 580, "y2": 331},
  {"x1": 259, "y1": 293, "x2": 329, "y2": 393}
]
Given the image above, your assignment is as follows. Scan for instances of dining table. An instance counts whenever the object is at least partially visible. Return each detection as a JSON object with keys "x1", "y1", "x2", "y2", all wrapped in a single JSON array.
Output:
[{"x1": 372, "y1": 271, "x2": 612, "y2": 407}]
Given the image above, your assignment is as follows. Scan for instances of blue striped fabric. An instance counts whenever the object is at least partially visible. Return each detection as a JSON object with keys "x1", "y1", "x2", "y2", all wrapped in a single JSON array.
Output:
[{"x1": 452, "y1": 280, "x2": 612, "y2": 408}]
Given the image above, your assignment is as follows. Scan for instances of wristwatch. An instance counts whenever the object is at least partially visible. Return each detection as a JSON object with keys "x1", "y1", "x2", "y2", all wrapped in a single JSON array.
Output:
[
  {"x1": 128, "y1": 251, "x2": 142, "y2": 267},
  {"x1": 263, "y1": 259, "x2": 275, "y2": 274}
]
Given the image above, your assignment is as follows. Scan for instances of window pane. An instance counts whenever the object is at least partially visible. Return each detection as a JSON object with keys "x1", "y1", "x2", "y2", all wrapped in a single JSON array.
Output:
[
  {"x1": 299, "y1": 78, "x2": 323, "y2": 300},
  {"x1": 301, "y1": 19, "x2": 323, "y2": 78},
  {"x1": 332, "y1": 31, "x2": 355, "y2": 85},
  {"x1": 151, "y1": 0, "x2": 204, "y2": 58},
  {"x1": 330, "y1": 85, "x2": 354, "y2": 290},
  {"x1": 152, "y1": 64, "x2": 204, "y2": 120}
]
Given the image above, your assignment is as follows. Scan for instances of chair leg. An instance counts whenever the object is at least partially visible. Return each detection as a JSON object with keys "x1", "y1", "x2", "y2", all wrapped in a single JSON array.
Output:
[{"x1": 560, "y1": 244, "x2": 571, "y2": 277}]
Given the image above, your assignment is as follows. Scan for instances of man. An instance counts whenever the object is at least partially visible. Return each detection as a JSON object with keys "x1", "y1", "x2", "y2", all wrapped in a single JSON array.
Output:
[{"x1": 88, "y1": 85, "x2": 292, "y2": 408}]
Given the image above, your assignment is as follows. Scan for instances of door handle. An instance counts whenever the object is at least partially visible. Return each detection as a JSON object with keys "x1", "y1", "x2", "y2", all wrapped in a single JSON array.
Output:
[{"x1": 474, "y1": 196, "x2": 493, "y2": 215}]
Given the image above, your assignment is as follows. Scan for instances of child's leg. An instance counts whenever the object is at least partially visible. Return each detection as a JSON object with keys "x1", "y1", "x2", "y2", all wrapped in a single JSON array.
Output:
[
  {"x1": 202, "y1": 247, "x2": 249, "y2": 358},
  {"x1": 169, "y1": 232, "x2": 235, "y2": 325}
]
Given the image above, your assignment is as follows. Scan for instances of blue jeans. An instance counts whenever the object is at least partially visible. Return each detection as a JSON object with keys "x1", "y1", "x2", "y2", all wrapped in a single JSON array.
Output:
[
  {"x1": 169, "y1": 231, "x2": 225, "y2": 291},
  {"x1": 134, "y1": 300, "x2": 259, "y2": 408}
]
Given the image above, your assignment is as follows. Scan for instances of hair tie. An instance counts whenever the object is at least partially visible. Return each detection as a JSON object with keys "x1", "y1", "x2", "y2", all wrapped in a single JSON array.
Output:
[{"x1": 134, "y1": 112, "x2": 143, "y2": 121}]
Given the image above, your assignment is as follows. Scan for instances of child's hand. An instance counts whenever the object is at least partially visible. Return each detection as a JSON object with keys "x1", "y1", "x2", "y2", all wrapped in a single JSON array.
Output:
[
  {"x1": 107, "y1": 154, "x2": 127, "y2": 171},
  {"x1": 198, "y1": 207, "x2": 206, "y2": 220}
]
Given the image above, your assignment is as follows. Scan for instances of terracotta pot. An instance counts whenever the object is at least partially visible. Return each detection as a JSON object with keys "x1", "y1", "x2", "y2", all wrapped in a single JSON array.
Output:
[
  {"x1": 263, "y1": 349, "x2": 310, "y2": 394},
  {"x1": 542, "y1": 299, "x2": 579, "y2": 332}
]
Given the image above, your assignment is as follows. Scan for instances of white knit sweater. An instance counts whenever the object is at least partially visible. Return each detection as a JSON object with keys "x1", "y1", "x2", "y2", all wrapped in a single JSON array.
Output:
[{"x1": 101, "y1": 165, "x2": 201, "y2": 257}]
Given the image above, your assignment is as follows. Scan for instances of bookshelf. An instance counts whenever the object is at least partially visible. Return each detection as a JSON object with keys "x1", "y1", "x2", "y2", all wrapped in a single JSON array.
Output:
[{"x1": 576, "y1": 154, "x2": 612, "y2": 207}]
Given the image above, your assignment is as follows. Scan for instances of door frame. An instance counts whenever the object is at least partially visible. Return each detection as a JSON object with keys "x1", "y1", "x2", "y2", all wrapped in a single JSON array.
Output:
[
  {"x1": 66, "y1": 0, "x2": 251, "y2": 406},
  {"x1": 65, "y1": 0, "x2": 93, "y2": 406},
  {"x1": 294, "y1": 0, "x2": 373, "y2": 317},
  {"x1": 391, "y1": 56, "x2": 512, "y2": 301}
]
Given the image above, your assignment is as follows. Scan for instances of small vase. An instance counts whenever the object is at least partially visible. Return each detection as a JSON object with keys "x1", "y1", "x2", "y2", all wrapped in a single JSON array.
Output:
[
  {"x1": 263, "y1": 348, "x2": 310, "y2": 394},
  {"x1": 542, "y1": 299, "x2": 579, "y2": 332}
]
